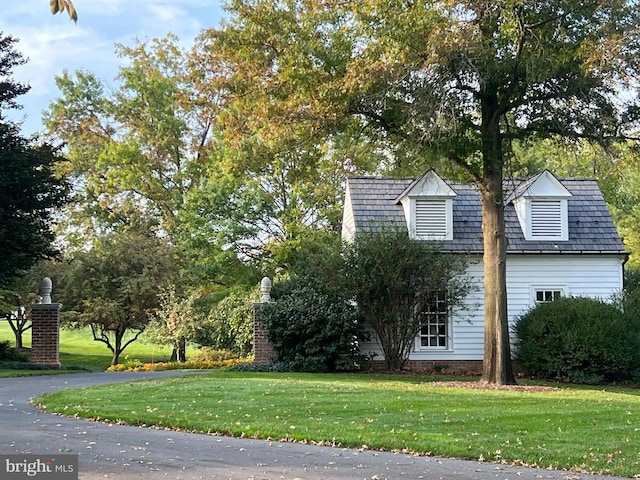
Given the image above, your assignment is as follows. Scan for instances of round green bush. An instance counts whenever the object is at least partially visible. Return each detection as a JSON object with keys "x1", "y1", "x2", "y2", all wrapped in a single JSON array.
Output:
[
  {"x1": 261, "y1": 275, "x2": 369, "y2": 373},
  {"x1": 513, "y1": 296, "x2": 640, "y2": 384}
]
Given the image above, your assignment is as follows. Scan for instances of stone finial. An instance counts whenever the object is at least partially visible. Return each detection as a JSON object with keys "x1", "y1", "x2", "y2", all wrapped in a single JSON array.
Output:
[
  {"x1": 260, "y1": 277, "x2": 272, "y2": 303},
  {"x1": 39, "y1": 277, "x2": 53, "y2": 304}
]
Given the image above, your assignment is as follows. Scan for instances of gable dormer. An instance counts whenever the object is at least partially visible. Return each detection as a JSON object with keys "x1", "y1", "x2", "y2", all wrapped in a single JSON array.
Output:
[
  {"x1": 508, "y1": 170, "x2": 572, "y2": 241},
  {"x1": 396, "y1": 169, "x2": 456, "y2": 241}
]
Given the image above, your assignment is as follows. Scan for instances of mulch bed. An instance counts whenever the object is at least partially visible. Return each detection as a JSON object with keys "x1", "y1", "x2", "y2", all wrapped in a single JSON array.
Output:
[{"x1": 429, "y1": 381, "x2": 559, "y2": 392}]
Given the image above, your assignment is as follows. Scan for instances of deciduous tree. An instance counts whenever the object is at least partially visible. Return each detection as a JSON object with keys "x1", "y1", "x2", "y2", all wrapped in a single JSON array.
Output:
[
  {"x1": 59, "y1": 227, "x2": 178, "y2": 366},
  {"x1": 200, "y1": 0, "x2": 640, "y2": 383},
  {"x1": 343, "y1": 228, "x2": 471, "y2": 371}
]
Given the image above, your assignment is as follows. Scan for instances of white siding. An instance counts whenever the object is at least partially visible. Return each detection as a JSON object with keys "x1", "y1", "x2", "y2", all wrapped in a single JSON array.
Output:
[
  {"x1": 341, "y1": 183, "x2": 355, "y2": 241},
  {"x1": 361, "y1": 254, "x2": 625, "y2": 362},
  {"x1": 504, "y1": 254, "x2": 624, "y2": 326}
]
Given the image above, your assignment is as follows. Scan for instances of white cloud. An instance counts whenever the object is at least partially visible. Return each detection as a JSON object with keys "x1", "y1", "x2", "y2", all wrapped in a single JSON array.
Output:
[{"x1": 1, "y1": 0, "x2": 225, "y2": 135}]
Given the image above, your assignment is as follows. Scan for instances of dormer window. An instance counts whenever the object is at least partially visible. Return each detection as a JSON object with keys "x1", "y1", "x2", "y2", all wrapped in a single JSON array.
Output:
[
  {"x1": 396, "y1": 169, "x2": 456, "y2": 241},
  {"x1": 509, "y1": 170, "x2": 571, "y2": 242}
]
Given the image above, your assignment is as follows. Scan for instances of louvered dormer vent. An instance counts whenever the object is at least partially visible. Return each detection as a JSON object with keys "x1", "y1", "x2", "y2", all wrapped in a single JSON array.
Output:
[
  {"x1": 530, "y1": 199, "x2": 563, "y2": 238},
  {"x1": 397, "y1": 169, "x2": 456, "y2": 241},
  {"x1": 510, "y1": 170, "x2": 571, "y2": 242},
  {"x1": 415, "y1": 199, "x2": 448, "y2": 238}
]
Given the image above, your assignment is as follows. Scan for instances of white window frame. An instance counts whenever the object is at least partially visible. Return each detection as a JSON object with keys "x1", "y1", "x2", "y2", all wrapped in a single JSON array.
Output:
[
  {"x1": 531, "y1": 285, "x2": 567, "y2": 306},
  {"x1": 416, "y1": 291, "x2": 450, "y2": 350}
]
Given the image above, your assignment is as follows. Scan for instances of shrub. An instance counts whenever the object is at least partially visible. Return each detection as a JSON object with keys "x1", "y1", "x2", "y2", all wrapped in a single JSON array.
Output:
[
  {"x1": 261, "y1": 275, "x2": 369, "y2": 373},
  {"x1": 193, "y1": 291, "x2": 254, "y2": 356},
  {"x1": 342, "y1": 227, "x2": 472, "y2": 371},
  {"x1": 189, "y1": 347, "x2": 241, "y2": 362},
  {"x1": 0, "y1": 340, "x2": 28, "y2": 362},
  {"x1": 227, "y1": 362, "x2": 291, "y2": 372},
  {"x1": 514, "y1": 297, "x2": 640, "y2": 384}
]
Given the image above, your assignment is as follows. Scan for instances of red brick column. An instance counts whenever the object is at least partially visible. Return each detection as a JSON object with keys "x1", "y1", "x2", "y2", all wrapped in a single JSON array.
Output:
[
  {"x1": 30, "y1": 303, "x2": 62, "y2": 367},
  {"x1": 253, "y1": 277, "x2": 275, "y2": 364},
  {"x1": 253, "y1": 302, "x2": 275, "y2": 364}
]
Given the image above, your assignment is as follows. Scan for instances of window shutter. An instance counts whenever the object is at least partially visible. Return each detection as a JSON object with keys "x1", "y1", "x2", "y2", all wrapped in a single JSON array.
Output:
[
  {"x1": 531, "y1": 200, "x2": 562, "y2": 237},
  {"x1": 415, "y1": 199, "x2": 447, "y2": 237}
]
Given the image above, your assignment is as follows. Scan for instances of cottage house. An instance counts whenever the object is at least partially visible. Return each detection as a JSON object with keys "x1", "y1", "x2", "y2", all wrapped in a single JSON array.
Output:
[{"x1": 341, "y1": 169, "x2": 627, "y2": 371}]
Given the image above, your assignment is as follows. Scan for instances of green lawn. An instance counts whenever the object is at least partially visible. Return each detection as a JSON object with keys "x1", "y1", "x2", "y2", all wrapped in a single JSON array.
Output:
[
  {"x1": 34, "y1": 371, "x2": 640, "y2": 478},
  {"x1": 0, "y1": 321, "x2": 176, "y2": 371},
  {"x1": 5, "y1": 321, "x2": 640, "y2": 476}
]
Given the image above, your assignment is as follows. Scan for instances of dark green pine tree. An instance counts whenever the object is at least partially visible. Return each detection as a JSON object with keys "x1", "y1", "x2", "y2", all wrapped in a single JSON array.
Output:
[{"x1": 0, "y1": 33, "x2": 69, "y2": 290}]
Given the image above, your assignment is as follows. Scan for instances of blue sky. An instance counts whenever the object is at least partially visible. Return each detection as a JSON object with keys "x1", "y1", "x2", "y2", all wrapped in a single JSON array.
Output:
[{"x1": 2, "y1": 0, "x2": 226, "y2": 136}]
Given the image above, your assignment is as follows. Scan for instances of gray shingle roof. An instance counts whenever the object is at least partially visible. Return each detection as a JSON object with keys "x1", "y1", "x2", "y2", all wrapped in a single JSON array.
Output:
[{"x1": 345, "y1": 175, "x2": 626, "y2": 254}]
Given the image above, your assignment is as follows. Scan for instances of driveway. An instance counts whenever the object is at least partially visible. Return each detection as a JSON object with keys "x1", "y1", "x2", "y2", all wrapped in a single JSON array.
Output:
[{"x1": 0, "y1": 371, "x2": 629, "y2": 480}]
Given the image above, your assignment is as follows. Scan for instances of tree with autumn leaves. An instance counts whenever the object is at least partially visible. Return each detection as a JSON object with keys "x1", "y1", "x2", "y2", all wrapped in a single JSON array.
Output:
[
  {"x1": 194, "y1": 0, "x2": 640, "y2": 384},
  {"x1": 41, "y1": 2, "x2": 640, "y2": 381}
]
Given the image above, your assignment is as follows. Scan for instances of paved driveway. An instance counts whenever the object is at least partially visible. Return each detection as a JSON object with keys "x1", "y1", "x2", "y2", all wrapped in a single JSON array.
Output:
[{"x1": 0, "y1": 371, "x2": 629, "y2": 480}]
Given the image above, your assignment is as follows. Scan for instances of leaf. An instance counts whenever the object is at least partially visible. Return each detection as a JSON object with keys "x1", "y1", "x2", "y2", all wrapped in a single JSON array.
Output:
[
  {"x1": 50, "y1": 0, "x2": 78, "y2": 23},
  {"x1": 66, "y1": 1, "x2": 78, "y2": 23}
]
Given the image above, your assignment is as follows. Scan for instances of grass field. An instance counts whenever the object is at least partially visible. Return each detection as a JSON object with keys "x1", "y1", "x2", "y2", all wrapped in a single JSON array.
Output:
[
  {"x1": 34, "y1": 371, "x2": 640, "y2": 478},
  {"x1": 5, "y1": 321, "x2": 640, "y2": 476},
  {"x1": 0, "y1": 321, "x2": 177, "y2": 371}
]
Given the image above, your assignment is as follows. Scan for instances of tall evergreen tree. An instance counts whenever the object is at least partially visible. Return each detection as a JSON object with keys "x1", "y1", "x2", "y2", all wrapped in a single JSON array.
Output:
[{"x1": 0, "y1": 33, "x2": 69, "y2": 290}]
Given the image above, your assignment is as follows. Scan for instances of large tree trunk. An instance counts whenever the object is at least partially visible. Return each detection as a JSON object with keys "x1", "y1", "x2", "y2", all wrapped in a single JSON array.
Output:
[
  {"x1": 479, "y1": 110, "x2": 516, "y2": 385},
  {"x1": 480, "y1": 180, "x2": 516, "y2": 385}
]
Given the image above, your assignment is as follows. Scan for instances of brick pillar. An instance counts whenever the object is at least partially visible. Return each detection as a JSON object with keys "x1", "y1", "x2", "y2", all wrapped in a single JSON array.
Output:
[
  {"x1": 30, "y1": 277, "x2": 62, "y2": 368},
  {"x1": 30, "y1": 303, "x2": 62, "y2": 367},
  {"x1": 253, "y1": 277, "x2": 275, "y2": 364},
  {"x1": 253, "y1": 303, "x2": 275, "y2": 364}
]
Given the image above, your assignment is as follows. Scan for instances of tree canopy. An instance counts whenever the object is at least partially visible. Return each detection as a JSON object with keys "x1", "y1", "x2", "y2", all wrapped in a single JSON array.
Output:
[
  {"x1": 195, "y1": 0, "x2": 640, "y2": 383},
  {"x1": 59, "y1": 227, "x2": 179, "y2": 366}
]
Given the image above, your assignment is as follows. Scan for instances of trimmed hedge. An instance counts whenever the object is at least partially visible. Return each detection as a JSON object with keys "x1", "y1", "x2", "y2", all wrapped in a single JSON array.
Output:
[{"x1": 514, "y1": 297, "x2": 640, "y2": 384}]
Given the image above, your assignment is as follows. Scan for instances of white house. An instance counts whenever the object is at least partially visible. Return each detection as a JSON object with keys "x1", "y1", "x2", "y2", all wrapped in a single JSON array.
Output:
[{"x1": 341, "y1": 169, "x2": 627, "y2": 371}]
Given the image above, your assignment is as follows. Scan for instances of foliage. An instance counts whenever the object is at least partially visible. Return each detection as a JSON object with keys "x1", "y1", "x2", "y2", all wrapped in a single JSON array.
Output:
[
  {"x1": 261, "y1": 273, "x2": 368, "y2": 373},
  {"x1": 514, "y1": 297, "x2": 640, "y2": 384},
  {"x1": 201, "y1": 0, "x2": 640, "y2": 384},
  {"x1": 143, "y1": 289, "x2": 201, "y2": 362},
  {"x1": 106, "y1": 352, "x2": 251, "y2": 372},
  {"x1": 50, "y1": 0, "x2": 77, "y2": 22},
  {"x1": 189, "y1": 347, "x2": 241, "y2": 362},
  {"x1": 342, "y1": 228, "x2": 472, "y2": 371},
  {"x1": 0, "y1": 34, "x2": 70, "y2": 290},
  {"x1": 59, "y1": 228, "x2": 179, "y2": 366},
  {"x1": 0, "y1": 290, "x2": 33, "y2": 349},
  {"x1": 0, "y1": 340, "x2": 28, "y2": 362},
  {"x1": 44, "y1": 34, "x2": 206, "y2": 248},
  {"x1": 226, "y1": 362, "x2": 290, "y2": 372},
  {"x1": 193, "y1": 290, "x2": 255, "y2": 356}
]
